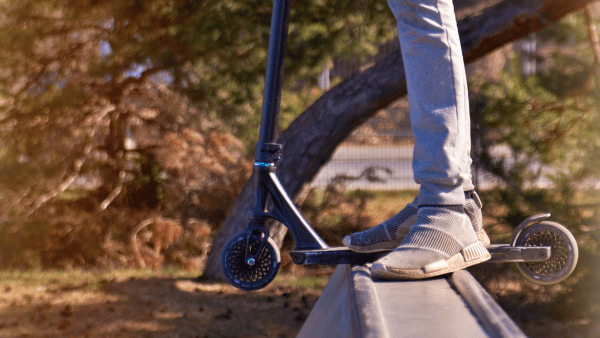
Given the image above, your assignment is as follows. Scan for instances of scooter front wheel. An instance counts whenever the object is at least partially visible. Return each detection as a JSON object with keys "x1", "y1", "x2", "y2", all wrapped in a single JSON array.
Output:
[
  {"x1": 221, "y1": 230, "x2": 281, "y2": 291},
  {"x1": 515, "y1": 221, "x2": 578, "y2": 285}
]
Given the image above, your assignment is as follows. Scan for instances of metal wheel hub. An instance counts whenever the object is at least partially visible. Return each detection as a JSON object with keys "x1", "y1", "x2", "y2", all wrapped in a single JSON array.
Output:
[
  {"x1": 521, "y1": 230, "x2": 569, "y2": 275},
  {"x1": 226, "y1": 236, "x2": 275, "y2": 283}
]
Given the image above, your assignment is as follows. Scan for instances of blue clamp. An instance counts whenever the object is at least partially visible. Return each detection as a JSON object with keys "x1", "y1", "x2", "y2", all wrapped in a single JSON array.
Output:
[{"x1": 254, "y1": 162, "x2": 276, "y2": 167}]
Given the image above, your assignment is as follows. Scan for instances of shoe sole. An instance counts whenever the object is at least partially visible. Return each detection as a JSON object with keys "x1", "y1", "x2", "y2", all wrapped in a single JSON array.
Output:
[{"x1": 370, "y1": 243, "x2": 491, "y2": 280}]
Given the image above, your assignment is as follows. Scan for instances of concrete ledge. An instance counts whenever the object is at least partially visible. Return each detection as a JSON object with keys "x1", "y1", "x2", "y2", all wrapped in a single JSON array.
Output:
[
  {"x1": 351, "y1": 265, "x2": 389, "y2": 338},
  {"x1": 298, "y1": 265, "x2": 527, "y2": 338},
  {"x1": 451, "y1": 270, "x2": 527, "y2": 338}
]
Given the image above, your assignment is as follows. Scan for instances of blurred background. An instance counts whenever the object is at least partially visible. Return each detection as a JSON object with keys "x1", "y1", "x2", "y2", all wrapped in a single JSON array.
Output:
[{"x1": 0, "y1": 0, "x2": 599, "y2": 337}]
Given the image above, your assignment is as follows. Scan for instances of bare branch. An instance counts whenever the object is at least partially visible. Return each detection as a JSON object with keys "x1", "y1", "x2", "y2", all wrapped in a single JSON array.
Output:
[
  {"x1": 130, "y1": 218, "x2": 156, "y2": 269},
  {"x1": 98, "y1": 171, "x2": 126, "y2": 211},
  {"x1": 25, "y1": 144, "x2": 93, "y2": 217},
  {"x1": 583, "y1": 4, "x2": 600, "y2": 77}
]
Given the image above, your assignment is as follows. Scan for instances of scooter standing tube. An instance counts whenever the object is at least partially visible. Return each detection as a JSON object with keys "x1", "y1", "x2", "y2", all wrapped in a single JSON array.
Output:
[{"x1": 258, "y1": 0, "x2": 290, "y2": 146}]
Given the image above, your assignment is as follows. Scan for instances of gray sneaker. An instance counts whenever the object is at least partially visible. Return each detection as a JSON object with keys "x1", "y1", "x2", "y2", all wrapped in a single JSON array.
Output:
[
  {"x1": 370, "y1": 205, "x2": 491, "y2": 280},
  {"x1": 343, "y1": 191, "x2": 490, "y2": 252}
]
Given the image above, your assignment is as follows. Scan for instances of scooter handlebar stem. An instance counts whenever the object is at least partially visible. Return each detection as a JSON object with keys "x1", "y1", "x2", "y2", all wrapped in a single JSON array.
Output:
[{"x1": 258, "y1": 0, "x2": 291, "y2": 144}]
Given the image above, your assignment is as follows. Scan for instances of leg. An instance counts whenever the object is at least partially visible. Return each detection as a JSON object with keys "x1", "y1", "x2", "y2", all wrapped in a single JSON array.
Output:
[
  {"x1": 370, "y1": 0, "x2": 489, "y2": 279},
  {"x1": 393, "y1": 0, "x2": 470, "y2": 204},
  {"x1": 343, "y1": 0, "x2": 489, "y2": 254}
]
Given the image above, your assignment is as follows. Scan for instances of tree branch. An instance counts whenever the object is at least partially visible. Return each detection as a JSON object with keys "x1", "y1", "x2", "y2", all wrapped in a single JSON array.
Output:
[
  {"x1": 130, "y1": 218, "x2": 156, "y2": 269},
  {"x1": 25, "y1": 144, "x2": 93, "y2": 217},
  {"x1": 98, "y1": 171, "x2": 126, "y2": 211},
  {"x1": 583, "y1": 3, "x2": 600, "y2": 77}
]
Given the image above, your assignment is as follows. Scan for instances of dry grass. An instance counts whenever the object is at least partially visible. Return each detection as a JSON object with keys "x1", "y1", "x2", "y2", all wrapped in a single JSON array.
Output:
[{"x1": 0, "y1": 269, "x2": 328, "y2": 338}]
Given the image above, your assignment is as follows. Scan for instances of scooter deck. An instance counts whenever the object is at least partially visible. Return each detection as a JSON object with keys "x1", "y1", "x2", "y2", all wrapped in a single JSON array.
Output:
[
  {"x1": 289, "y1": 244, "x2": 551, "y2": 265},
  {"x1": 486, "y1": 244, "x2": 551, "y2": 263},
  {"x1": 289, "y1": 247, "x2": 389, "y2": 265}
]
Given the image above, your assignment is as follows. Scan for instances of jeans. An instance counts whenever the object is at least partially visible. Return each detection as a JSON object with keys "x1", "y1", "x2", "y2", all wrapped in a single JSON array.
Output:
[{"x1": 388, "y1": 0, "x2": 475, "y2": 206}]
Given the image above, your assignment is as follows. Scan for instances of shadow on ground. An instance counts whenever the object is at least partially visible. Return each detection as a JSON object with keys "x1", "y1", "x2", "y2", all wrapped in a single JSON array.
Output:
[{"x1": 0, "y1": 276, "x2": 321, "y2": 338}]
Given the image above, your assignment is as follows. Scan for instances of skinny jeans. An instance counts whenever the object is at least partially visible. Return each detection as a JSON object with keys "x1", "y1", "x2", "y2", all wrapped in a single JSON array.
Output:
[{"x1": 388, "y1": 0, "x2": 475, "y2": 206}]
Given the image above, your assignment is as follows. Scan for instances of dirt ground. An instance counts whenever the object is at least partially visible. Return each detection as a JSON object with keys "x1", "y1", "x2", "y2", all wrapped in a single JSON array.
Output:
[
  {"x1": 0, "y1": 270, "x2": 328, "y2": 338},
  {"x1": 1, "y1": 266, "x2": 598, "y2": 338}
]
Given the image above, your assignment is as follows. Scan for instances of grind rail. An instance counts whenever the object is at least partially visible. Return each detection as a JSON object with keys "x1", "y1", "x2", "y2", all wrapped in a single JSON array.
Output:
[{"x1": 298, "y1": 264, "x2": 527, "y2": 338}]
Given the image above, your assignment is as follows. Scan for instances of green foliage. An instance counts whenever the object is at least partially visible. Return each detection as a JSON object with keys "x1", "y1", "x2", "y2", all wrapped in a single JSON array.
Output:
[
  {"x1": 475, "y1": 58, "x2": 598, "y2": 186},
  {"x1": 470, "y1": 9, "x2": 600, "y2": 325},
  {"x1": 474, "y1": 67, "x2": 599, "y2": 231},
  {"x1": 0, "y1": 0, "x2": 396, "y2": 269},
  {"x1": 471, "y1": 10, "x2": 600, "y2": 231},
  {"x1": 0, "y1": 0, "x2": 396, "y2": 197}
]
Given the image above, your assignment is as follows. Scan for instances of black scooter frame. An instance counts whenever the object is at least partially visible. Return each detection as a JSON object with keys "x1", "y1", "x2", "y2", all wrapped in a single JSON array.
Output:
[{"x1": 246, "y1": 0, "x2": 386, "y2": 265}]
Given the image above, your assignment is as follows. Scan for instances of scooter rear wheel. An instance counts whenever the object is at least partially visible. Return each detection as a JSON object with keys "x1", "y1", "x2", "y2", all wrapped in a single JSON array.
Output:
[
  {"x1": 515, "y1": 221, "x2": 578, "y2": 285},
  {"x1": 221, "y1": 230, "x2": 281, "y2": 291}
]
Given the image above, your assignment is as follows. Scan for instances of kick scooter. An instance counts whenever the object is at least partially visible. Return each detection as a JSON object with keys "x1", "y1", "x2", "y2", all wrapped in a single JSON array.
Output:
[{"x1": 220, "y1": 0, "x2": 579, "y2": 291}]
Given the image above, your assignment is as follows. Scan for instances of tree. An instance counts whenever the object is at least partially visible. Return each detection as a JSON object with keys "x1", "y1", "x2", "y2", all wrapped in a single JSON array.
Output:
[
  {"x1": 471, "y1": 8, "x2": 600, "y2": 216},
  {"x1": 0, "y1": 0, "x2": 396, "y2": 268},
  {"x1": 464, "y1": 7, "x2": 600, "y2": 328},
  {"x1": 203, "y1": 0, "x2": 599, "y2": 280}
]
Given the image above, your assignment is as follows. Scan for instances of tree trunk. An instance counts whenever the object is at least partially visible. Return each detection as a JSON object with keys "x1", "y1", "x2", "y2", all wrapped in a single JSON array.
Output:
[{"x1": 202, "y1": 0, "x2": 597, "y2": 281}]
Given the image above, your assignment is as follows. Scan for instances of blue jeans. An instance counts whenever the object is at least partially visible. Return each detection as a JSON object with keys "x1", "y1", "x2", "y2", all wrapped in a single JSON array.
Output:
[{"x1": 388, "y1": 0, "x2": 475, "y2": 206}]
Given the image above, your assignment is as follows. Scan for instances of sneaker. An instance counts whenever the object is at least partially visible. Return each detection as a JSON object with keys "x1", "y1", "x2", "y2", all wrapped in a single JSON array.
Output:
[
  {"x1": 369, "y1": 206, "x2": 491, "y2": 280},
  {"x1": 343, "y1": 191, "x2": 489, "y2": 252}
]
